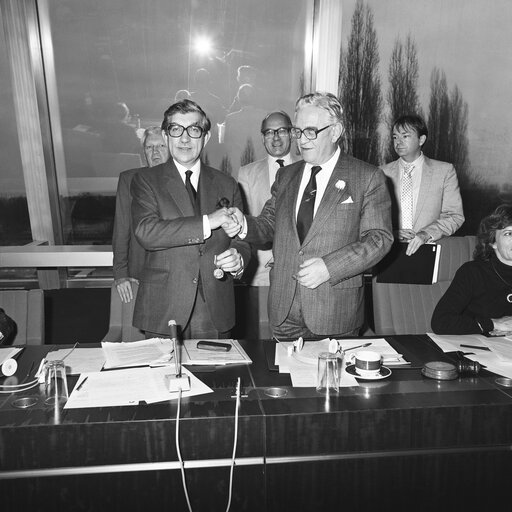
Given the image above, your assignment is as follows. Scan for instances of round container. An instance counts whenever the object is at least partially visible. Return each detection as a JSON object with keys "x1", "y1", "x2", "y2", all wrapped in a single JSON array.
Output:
[
  {"x1": 421, "y1": 361, "x2": 458, "y2": 380},
  {"x1": 12, "y1": 396, "x2": 38, "y2": 409},
  {"x1": 264, "y1": 387, "x2": 288, "y2": 398}
]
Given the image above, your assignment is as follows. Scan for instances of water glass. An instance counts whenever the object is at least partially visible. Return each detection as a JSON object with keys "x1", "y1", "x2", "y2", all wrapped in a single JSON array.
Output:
[
  {"x1": 44, "y1": 359, "x2": 69, "y2": 406},
  {"x1": 316, "y1": 352, "x2": 342, "y2": 394}
]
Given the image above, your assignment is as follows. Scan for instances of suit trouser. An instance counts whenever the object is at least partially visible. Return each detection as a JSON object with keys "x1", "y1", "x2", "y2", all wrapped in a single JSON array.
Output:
[{"x1": 145, "y1": 281, "x2": 231, "y2": 340}]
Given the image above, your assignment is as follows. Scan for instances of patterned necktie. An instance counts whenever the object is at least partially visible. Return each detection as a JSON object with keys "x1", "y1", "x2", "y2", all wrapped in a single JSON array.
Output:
[
  {"x1": 401, "y1": 163, "x2": 414, "y2": 230},
  {"x1": 276, "y1": 159, "x2": 284, "y2": 167},
  {"x1": 296, "y1": 165, "x2": 322, "y2": 244},
  {"x1": 185, "y1": 170, "x2": 200, "y2": 215}
]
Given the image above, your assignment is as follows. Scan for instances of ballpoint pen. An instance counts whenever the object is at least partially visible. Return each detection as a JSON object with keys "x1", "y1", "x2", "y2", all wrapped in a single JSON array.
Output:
[
  {"x1": 76, "y1": 376, "x2": 88, "y2": 391},
  {"x1": 460, "y1": 344, "x2": 490, "y2": 351}
]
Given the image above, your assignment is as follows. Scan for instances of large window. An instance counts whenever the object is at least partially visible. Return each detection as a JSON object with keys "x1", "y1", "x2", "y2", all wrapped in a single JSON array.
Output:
[{"x1": 46, "y1": 0, "x2": 312, "y2": 244}]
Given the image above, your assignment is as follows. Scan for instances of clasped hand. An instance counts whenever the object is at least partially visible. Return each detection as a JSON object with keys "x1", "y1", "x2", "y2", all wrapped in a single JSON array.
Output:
[
  {"x1": 214, "y1": 248, "x2": 242, "y2": 273},
  {"x1": 293, "y1": 258, "x2": 330, "y2": 289},
  {"x1": 208, "y1": 207, "x2": 242, "y2": 237}
]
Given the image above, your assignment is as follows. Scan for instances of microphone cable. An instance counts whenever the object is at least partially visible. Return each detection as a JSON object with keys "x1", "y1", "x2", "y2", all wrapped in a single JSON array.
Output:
[
  {"x1": 225, "y1": 376, "x2": 241, "y2": 512},
  {"x1": 175, "y1": 387, "x2": 193, "y2": 512}
]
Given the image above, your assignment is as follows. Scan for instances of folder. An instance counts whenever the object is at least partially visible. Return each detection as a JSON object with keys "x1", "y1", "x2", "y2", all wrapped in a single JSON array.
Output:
[{"x1": 376, "y1": 242, "x2": 441, "y2": 284}]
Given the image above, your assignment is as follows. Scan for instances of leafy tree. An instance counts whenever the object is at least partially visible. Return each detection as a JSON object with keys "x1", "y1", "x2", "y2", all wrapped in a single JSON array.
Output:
[
  {"x1": 385, "y1": 33, "x2": 422, "y2": 162},
  {"x1": 339, "y1": 0, "x2": 382, "y2": 165}
]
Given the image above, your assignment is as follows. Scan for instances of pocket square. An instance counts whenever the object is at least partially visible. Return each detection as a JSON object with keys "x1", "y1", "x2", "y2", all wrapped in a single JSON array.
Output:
[{"x1": 341, "y1": 196, "x2": 354, "y2": 204}]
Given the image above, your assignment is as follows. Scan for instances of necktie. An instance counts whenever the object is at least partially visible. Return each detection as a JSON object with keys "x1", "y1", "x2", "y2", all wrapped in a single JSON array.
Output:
[
  {"x1": 276, "y1": 159, "x2": 284, "y2": 167},
  {"x1": 296, "y1": 165, "x2": 322, "y2": 244},
  {"x1": 401, "y1": 163, "x2": 414, "y2": 230},
  {"x1": 185, "y1": 170, "x2": 200, "y2": 215}
]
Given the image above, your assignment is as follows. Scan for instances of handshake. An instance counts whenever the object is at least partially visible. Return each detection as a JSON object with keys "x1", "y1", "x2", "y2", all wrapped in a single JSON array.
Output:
[{"x1": 208, "y1": 203, "x2": 244, "y2": 238}]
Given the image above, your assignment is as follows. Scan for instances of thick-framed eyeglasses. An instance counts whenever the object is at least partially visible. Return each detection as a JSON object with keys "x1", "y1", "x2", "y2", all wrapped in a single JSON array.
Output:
[
  {"x1": 291, "y1": 124, "x2": 334, "y2": 141},
  {"x1": 261, "y1": 127, "x2": 291, "y2": 139},
  {"x1": 167, "y1": 124, "x2": 204, "y2": 139}
]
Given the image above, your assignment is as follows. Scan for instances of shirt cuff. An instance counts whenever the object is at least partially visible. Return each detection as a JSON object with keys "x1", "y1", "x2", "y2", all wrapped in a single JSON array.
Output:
[
  {"x1": 203, "y1": 215, "x2": 211, "y2": 239},
  {"x1": 238, "y1": 216, "x2": 248, "y2": 239}
]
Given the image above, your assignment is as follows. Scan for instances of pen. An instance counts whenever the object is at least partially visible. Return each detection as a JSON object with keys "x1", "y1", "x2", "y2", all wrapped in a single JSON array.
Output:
[
  {"x1": 76, "y1": 376, "x2": 88, "y2": 391},
  {"x1": 460, "y1": 344, "x2": 491, "y2": 351}
]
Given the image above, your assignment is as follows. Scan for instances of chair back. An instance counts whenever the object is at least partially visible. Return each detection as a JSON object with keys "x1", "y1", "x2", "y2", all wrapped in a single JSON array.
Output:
[
  {"x1": 0, "y1": 289, "x2": 44, "y2": 345},
  {"x1": 371, "y1": 236, "x2": 477, "y2": 335},
  {"x1": 102, "y1": 281, "x2": 145, "y2": 342}
]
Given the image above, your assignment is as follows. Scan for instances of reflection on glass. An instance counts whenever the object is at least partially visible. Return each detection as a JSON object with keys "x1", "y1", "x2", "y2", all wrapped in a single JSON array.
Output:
[{"x1": 47, "y1": 0, "x2": 310, "y2": 243}]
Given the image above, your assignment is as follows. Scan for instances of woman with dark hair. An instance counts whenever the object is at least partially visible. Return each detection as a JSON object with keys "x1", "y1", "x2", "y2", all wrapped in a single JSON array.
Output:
[{"x1": 431, "y1": 204, "x2": 512, "y2": 335}]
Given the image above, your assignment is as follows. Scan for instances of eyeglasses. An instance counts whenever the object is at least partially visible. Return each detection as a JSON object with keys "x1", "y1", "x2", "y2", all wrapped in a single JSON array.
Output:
[
  {"x1": 291, "y1": 124, "x2": 334, "y2": 141},
  {"x1": 167, "y1": 124, "x2": 204, "y2": 139},
  {"x1": 261, "y1": 127, "x2": 291, "y2": 139}
]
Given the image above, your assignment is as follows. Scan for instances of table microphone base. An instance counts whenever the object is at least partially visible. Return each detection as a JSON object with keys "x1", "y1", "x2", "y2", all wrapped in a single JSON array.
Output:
[{"x1": 165, "y1": 374, "x2": 191, "y2": 392}]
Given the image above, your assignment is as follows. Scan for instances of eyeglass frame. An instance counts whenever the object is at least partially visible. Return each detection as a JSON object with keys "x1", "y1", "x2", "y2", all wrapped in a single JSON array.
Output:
[
  {"x1": 166, "y1": 123, "x2": 205, "y2": 139},
  {"x1": 291, "y1": 124, "x2": 334, "y2": 141},
  {"x1": 261, "y1": 127, "x2": 292, "y2": 139}
]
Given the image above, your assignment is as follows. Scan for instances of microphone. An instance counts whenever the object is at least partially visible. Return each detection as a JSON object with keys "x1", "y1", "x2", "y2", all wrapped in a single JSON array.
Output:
[{"x1": 165, "y1": 320, "x2": 190, "y2": 392}]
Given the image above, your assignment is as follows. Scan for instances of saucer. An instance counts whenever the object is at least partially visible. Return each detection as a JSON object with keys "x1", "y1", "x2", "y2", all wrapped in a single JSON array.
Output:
[{"x1": 345, "y1": 364, "x2": 391, "y2": 381}]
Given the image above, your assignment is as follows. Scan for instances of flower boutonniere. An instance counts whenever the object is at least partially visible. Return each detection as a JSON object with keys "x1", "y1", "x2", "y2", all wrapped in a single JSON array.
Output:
[{"x1": 335, "y1": 180, "x2": 346, "y2": 191}]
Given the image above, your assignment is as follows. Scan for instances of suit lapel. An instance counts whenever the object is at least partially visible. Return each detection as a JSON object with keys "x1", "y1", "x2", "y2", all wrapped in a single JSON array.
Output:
[
  {"x1": 415, "y1": 157, "x2": 433, "y2": 225},
  {"x1": 284, "y1": 162, "x2": 306, "y2": 241},
  {"x1": 164, "y1": 160, "x2": 195, "y2": 216},
  {"x1": 301, "y1": 154, "x2": 350, "y2": 245},
  {"x1": 197, "y1": 164, "x2": 218, "y2": 214}
]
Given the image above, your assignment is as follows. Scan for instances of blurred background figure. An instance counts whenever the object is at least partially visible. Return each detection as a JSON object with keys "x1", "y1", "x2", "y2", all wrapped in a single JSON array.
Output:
[
  {"x1": 227, "y1": 65, "x2": 259, "y2": 114},
  {"x1": 224, "y1": 84, "x2": 267, "y2": 178},
  {"x1": 0, "y1": 308, "x2": 16, "y2": 345},
  {"x1": 174, "y1": 89, "x2": 192, "y2": 102},
  {"x1": 112, "y1": 127, "x2": 170, "y2": 303},
  {"x1": 99, "y1": 101, "x2": 142, "y2": 155},
  {"x1": 432, "y1": 204, "x2": 512, "y2": 335}
]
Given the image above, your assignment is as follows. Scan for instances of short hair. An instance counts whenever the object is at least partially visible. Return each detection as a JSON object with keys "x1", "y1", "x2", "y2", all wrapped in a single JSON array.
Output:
[
  {"x1": 295, "y1": 92, "x2": 343, "y2": 124},
  {"x1": 474, "y1": 204, "x2": 512, "y2": 261},
  {"x1": 0, "y1": 308, "x2": 16, "y2": 344},
  {"x1": 260, "y1": 111, "x2": 292, "y2": 132},
  {"x1": 174, "y1": 89, "x2": 191, "y2": 102},
  {"x1": 142, "y1": 126, "x2": 164, "y2": 146},
  {"x1": 393, "y1": 114, "x2": 428, "y2": 139},
  {"x1": 161, "y1": 99, "x2": 211, "y2": 133}
]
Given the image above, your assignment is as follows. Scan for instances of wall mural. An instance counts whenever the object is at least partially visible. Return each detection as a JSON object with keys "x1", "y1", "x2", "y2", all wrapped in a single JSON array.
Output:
[{"x1": 339, "y1": 0, "x2": 512, "y2": 234}]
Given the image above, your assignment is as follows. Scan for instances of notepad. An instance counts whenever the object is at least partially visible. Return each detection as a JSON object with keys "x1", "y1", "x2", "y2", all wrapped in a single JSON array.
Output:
[{"x1": 376, "y1": 242, "x2": 441, "y2": 284}]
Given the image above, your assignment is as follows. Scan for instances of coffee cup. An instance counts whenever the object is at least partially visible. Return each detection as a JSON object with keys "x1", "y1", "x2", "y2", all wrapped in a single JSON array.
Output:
[{"x1": 350, "y1": 350, "x2": 383, "y2": 377}]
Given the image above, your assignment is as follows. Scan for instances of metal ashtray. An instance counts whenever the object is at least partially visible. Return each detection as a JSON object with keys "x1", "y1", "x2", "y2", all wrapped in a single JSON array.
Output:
[
  {"x1": 264, "y1": 387, "x2": 288, "y2": 398},
  {"x1": 12, "y1": 396, "x2": 38, "y2": 409},
  {"x1": 495, "y1": 377, "x2": 512, "y2": 388},
  {"x1": 422, "y1": 361, "x2": 458, "y2": 381}
]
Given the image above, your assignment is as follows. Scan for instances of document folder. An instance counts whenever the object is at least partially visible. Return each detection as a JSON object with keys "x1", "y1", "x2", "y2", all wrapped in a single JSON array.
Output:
[{"x1": 376, "y1": 242, "x2": 441, "y2": 284}]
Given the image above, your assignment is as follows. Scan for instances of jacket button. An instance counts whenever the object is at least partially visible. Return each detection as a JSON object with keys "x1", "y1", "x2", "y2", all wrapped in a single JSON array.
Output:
[
  {"x1": 298, "y1": 250, "x2": 304, "y2": 256},
  {"x1": 192, "y1": 278, "x2": 198, "y2": 284}
]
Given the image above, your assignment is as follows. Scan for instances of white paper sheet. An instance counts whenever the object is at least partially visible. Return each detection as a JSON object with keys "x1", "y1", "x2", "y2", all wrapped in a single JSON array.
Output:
[
  {"x1": 102, "y1": 338, "x2": 174, "y2": 369},
  {"x1": 64, "y1": 366, "x2": 212, "y2": 409},
  {"x1": 0, "y1": 347, "x2": 22, "y2": 365},
  {"x1": 46, "y1": 347, "x2": 105, "y2": 375}
]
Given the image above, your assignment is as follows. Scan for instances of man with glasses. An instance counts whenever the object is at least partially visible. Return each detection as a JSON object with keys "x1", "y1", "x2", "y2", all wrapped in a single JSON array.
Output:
[
  {"x1": 237, "y1": 111, "x2": 299, "y2": 337},
  {"x1": 130, "y1": 99, "x2": 250, "y2": 339},
  {"x1": 225, "y1": 92, "x2": 393, "y2": 339},
  {"x1": 113, "y1": 127, "x2": 170, "y2": 304}
]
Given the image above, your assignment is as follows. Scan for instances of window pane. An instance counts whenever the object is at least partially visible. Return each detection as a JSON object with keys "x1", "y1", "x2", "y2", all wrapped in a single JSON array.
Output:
[{"x1": 48, "y1": 0, "x2": 310, "y2": 244}]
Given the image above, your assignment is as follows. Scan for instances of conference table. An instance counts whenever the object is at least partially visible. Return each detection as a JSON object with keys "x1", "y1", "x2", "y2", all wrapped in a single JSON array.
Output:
[{"x1": 1, "y1": 335, "x2": 512, "y2": 511}]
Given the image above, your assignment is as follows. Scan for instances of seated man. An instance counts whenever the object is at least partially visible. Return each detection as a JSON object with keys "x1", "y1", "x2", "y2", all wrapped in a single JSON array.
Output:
[
  {"x1": 113, "y1": 127, "x2": 170, "y2": 303},
  {"x1": 382, "y1": 114, "x2": 464, "y2": 255},
  {"x1": 0, "y1": 308, "x2": 16, "y2": 345}
]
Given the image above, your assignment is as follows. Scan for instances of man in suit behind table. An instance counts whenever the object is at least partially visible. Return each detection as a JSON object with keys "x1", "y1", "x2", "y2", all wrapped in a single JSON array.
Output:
[
  {"x1": 130, "y1": 99, "x2": 250, "y2": 339},
  {"x1": 225, "y1": 92, "x2": 393, "y2": 339},
  {"x1": 113, "y1": 126, "x2": 170, "y2": 303},
  {"x1": 237, "y1": 111, "x2": 299, "y2": 337},
  {"x1": 382, "y1": 114, "x2": 464, "y2": 255}
]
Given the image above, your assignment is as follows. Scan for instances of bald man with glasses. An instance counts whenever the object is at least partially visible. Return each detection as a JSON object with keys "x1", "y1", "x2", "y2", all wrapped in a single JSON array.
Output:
[{"x1": 225, "y1": 92, "x2": 393, "y2": 339}]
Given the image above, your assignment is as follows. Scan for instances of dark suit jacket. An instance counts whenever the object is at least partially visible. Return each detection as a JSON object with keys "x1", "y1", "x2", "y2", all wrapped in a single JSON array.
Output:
[
  {"x1": 245, "y1": 153, "x2": 393, "y2": 335},
  {"x1": 112, "y1": 167, "x2": 146, "y2": 281},
  {"x1": 130, "y1": 160, "x2": 251, "y2": 334}
]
